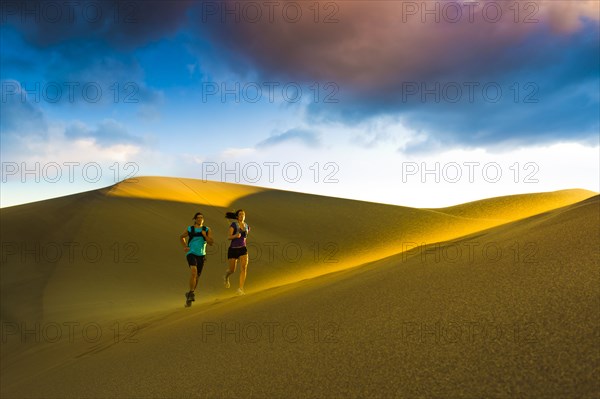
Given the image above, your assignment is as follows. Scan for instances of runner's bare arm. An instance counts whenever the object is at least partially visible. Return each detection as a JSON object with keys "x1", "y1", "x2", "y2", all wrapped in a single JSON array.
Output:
[
  {"x1": 228, "y1": 226, "x2": 241, "y2": 240},
  {"x1": 179, "y1": 230, "x2": 190, "y2": 251}
]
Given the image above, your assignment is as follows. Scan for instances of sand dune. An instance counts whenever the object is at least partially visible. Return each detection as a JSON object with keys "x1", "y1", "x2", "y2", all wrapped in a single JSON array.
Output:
[
  {"x1": 1, "y1": 187, "x2": 597, "y2": 398},
  {"x1": 1, "y1": 177, "x2": 594, "y2": 325},
  {"x1": 1, "y1": 178, "x2": 598, "y2": 398}
]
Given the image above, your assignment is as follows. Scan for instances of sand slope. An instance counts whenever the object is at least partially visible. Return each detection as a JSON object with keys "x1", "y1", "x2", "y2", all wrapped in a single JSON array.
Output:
[{"x1": 1, "y1": 188, "x2": 598, "y2": 398}]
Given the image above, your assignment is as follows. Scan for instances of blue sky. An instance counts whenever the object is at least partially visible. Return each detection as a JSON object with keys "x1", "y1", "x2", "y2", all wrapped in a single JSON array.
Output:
[{"x1": 1, "y1": 1, "x2": 599, "y2": 207}]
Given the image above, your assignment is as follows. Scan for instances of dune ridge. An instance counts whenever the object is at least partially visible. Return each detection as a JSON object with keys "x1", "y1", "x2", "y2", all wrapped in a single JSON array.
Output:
[
  {"x1": 427, "y1": 188, "x2": 596, "y2": 221},
  {"x1": 103, "y1": 176, "x2": 269, "y2": 207}
]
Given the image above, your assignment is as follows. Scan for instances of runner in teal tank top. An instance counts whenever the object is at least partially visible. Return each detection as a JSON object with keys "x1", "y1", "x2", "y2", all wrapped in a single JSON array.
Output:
[
  {"x1": 179, "y1": 212, "x2": 214, "y2": 305},
  {"x1": 187, "y1": 224, "x2": 209, "y2": 256}
]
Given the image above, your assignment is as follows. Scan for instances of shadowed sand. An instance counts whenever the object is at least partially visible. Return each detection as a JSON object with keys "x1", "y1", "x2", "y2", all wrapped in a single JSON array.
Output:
[{"x1": 1, "y1": 177, "x2": 598, "y2": 398}]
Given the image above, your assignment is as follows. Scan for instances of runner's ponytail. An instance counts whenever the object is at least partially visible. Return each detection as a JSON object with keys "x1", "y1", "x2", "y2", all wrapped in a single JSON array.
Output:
[{"x1": 225, "y1": 209, "x2": 244, "y2": 219}]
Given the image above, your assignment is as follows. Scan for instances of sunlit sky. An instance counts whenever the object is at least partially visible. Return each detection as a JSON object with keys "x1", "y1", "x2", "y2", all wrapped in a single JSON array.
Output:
[{"x1": 1, "y1": 1, "x2": 598, "y2": 208}]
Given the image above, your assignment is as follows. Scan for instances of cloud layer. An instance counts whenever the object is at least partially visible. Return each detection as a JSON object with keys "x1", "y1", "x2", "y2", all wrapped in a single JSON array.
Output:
[
  {"x1": 2, "y1": 0, "x2": 598, "y2": 150},
  {"x1": 191, "y1": 0, "x2": 599, "y2": 147}
]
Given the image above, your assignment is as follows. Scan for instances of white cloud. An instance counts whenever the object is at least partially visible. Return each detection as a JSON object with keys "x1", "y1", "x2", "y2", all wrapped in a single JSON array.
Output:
[
  {"x1": 542, "y1": 0, "x2": 600, "y2": 33},
  {"x1": 221, "y1": 147, "x2": 256, "y2": 158},
  {"x1": 179, "y1": 118, "x2": 599, "y2": 208},
  {"x1": 1, "y1": 118, "x2": 146, "y2": 207}
]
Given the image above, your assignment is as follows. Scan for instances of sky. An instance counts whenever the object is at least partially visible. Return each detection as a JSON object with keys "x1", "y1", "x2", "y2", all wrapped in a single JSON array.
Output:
[{"x1": 1, "y1": 0, "x2": 599, "y2": 208}]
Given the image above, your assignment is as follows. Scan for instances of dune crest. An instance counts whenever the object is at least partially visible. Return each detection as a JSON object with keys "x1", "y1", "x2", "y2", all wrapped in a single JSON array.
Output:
[
  {"x1": 104, "y1": 176, "x2": 268, "y2": 207},
  {"x1": 429, "y1": 188, "x2": 597, "y2": 222}
]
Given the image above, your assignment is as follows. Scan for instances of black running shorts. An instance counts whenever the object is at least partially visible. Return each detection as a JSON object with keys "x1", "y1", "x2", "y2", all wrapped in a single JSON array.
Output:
[
  {"x1": 186, "y1": 254, "x2": 206, "y2": 275},
  {"x1": 228, "y1": 246, "x2": 248, "y2": 260}
]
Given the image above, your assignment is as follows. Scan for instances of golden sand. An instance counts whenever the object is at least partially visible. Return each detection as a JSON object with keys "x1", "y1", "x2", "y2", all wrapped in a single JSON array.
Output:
[{"x1": 1, "y1": 178, "x2": 598, "y2": 397}]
